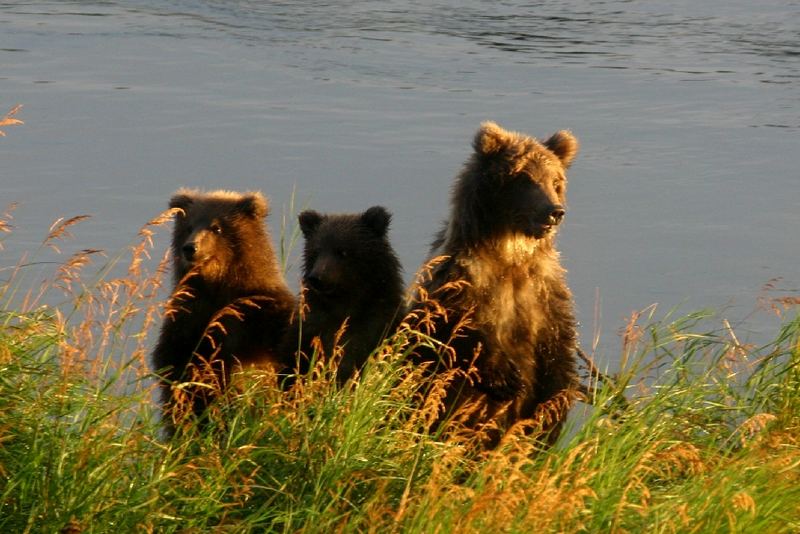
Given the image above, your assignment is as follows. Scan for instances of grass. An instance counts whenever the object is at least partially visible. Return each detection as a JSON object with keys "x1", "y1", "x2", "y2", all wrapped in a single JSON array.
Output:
[
  {"x1": 0, "y1": 104, "x2": 24, "y2": 137},
  {"x1": 1, "y1": 206, "x2": 798, "y2": 534},
  {"x1": 1, "y1": 154, "x2": 798, "y2": 531}
]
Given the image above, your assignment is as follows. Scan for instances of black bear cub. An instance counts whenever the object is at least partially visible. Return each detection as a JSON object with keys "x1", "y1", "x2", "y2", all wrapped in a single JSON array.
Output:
[
  {"x1": 152, "y1": 188, "x2": 295, "y2": 432},
  {"x1": 409, "y1": 121, "x2": 580, "y2": 447},
  {"x1": 284, "y1": 206, "x2": 404, "y2": 383}
]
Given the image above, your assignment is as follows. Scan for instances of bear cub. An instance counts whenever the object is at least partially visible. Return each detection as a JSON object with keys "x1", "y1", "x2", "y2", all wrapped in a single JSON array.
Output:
[
  {"x1": 152, "y1": 188, "x2": 295, "y2": 431},
  {"x1": 410, "y1": 121, "x2": 580, "y2": 446},
  {"x1": 284, "y1": 206, "x2": 404, "y2": 383}
]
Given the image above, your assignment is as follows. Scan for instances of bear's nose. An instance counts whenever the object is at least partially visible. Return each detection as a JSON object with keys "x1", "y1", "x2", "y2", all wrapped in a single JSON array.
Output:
[
  {"x1": 304, "y1": 275, "x2": 334, "y2": 295},
  {"x1": 182, "y1": 243, "x2": 197, "y2": 261},
  {"x1": 548, "y1": 206, "x2": 566, "y2": 226},
  {"x1": 304, "y1": 275, "x2": 323, "y2": 291}
]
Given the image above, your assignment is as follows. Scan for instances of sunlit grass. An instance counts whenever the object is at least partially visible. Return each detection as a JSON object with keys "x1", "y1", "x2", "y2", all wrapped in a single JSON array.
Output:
[
  {"x1": 0, "y1": 104, "x2": 23, "y2": 137},
  {"x1": 1, "y1": 106, "x2": 798, "y2": 531},
  {"x1": 0, "y1": 203, "x2": 797, "y2": 534}
]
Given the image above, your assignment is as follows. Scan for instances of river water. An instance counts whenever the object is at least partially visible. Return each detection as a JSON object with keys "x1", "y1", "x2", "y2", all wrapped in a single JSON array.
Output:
[{"x1": 2, "y1": 1, "x2": 798, "y2": 362}]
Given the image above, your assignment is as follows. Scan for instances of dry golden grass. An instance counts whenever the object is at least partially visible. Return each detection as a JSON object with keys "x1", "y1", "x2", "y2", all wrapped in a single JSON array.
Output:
[
  {"x1": 0, "y1": 104, "x2": 23, "y2": 136},
  {"x1": 0, "y1": 193, "x2": 798, "y2": 533}
]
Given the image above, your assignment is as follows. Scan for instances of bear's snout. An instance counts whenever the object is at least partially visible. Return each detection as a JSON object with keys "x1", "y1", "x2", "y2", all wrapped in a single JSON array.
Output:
[
  {"x1": 179, "y1": 228, "x2": 218, "y2": 265},
  {"x1": 304, "y1": 274, "x2": 335, "y2": 296},
  {"x1": 547, "y1": 205, "x2": 566, "y2": 226},
  {"x1": 304, "y1": 252, "x2": 341, "y2": 296},
  {"x1": 522, "y1": 204, "x2": 566, "y2": 239},
  {"x1": 182, "y1": 242, "x2": 197, "y2": 262}
]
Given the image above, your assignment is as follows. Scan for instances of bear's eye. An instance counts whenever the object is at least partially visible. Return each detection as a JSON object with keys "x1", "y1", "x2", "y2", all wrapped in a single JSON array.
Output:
[
  {"x1": 336, "y1": 248, "x2": 349, "y2": 258},
  {"x1": 210, "y1": 223, "x2": 222, "y2": 235},
  {"x1": 555, "y1": 182, "x2": 565, "y2": 195}
]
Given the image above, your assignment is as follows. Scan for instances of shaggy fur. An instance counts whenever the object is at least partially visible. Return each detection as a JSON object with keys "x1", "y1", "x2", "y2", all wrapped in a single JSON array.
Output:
[
  {"x1": 283, "y1": 206, "x2": 404, "y2": 383},
  {"x1": 152, "y1": 188, "x2": 295, "y2": 432},
  {"x1": 410, "y1": 121, "x2": 580, "y2": 446}
]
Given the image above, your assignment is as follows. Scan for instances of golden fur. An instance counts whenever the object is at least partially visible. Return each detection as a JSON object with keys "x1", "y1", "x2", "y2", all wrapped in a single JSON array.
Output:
[{"x1": 409, "y1": 121, "x2": 580, "y2": 447}]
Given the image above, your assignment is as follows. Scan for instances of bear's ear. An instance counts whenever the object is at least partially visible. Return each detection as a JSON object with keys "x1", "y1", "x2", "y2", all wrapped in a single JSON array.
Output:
[
  {"x1": 299, "y1": 210, "x2": 323, "y2": 237},
  {"x1": 361, "y1": 206, "x2": 391, "y2": 236},
  {"x1": 473, "y1": 121, "x2": 509, "y2": 157},
  {"x1": 544, "y1": 130, "x2": 579, "y2": 168},
  {"x1": 237, "y1": 192, "x2": 269, "y2": 218},
  {"x1": 169, "y1": 190, "x2": 195, "y2": 214}
]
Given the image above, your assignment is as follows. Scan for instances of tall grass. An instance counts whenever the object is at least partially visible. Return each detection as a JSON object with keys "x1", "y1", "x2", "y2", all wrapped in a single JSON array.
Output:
[
  {"x1": 1, "y1": 209, "x2": 798, "y2": 532},
  {"x1": 0, "y1": 165, "x2": 800, "y2": 533}
]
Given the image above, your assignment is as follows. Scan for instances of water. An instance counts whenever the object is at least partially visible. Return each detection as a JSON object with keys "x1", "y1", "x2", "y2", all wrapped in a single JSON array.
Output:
[{"x1": 2, "y1": 1, "x2": 798, "y2": 362}]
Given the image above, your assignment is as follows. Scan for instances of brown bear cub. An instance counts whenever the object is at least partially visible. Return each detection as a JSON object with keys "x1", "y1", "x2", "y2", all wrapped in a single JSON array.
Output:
[
  {"x1": 409, "y1": 121, "x2": 580, "y2": 447},
  {"x1": 152, "y1": 188, "x2": 295, "y2": 433},
  {"x1": 283, "y1": 206, "x2": 404, "y2": 384}
]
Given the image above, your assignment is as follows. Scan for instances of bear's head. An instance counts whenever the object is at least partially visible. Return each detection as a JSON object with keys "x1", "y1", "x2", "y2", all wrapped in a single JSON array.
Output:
[
  {"x1": 454, "y1": 121, "x2": 579, "y2": 244},
  {"x1": 169, "y1": 188, "x2": 268, "y2": 283},
  {"x1": 298, "y1": 206, "x2": 401, "y2": 311}
]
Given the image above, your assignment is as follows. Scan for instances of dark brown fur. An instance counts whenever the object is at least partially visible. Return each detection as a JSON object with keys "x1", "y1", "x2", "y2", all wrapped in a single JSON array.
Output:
[
  {"x1": 410, "y1": 122, "x2": 580, "y2": 447},
  {"x1": 283, "y1": 206, "x2": 404, "y2": 384},
  {"x1": 152, "y1": 188, "x2": 295, "y2": 432}
]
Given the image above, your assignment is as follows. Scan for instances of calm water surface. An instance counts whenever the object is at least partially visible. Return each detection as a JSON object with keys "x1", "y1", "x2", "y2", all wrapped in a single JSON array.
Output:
[{"x1": 1, "y1": 1, "x2": 798, "y2": 362}]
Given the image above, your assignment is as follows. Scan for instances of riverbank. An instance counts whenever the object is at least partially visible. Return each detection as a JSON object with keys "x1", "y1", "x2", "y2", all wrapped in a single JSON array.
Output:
[{"x1": 1, "y1": 213, "x2": 798, "y2": 533}]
